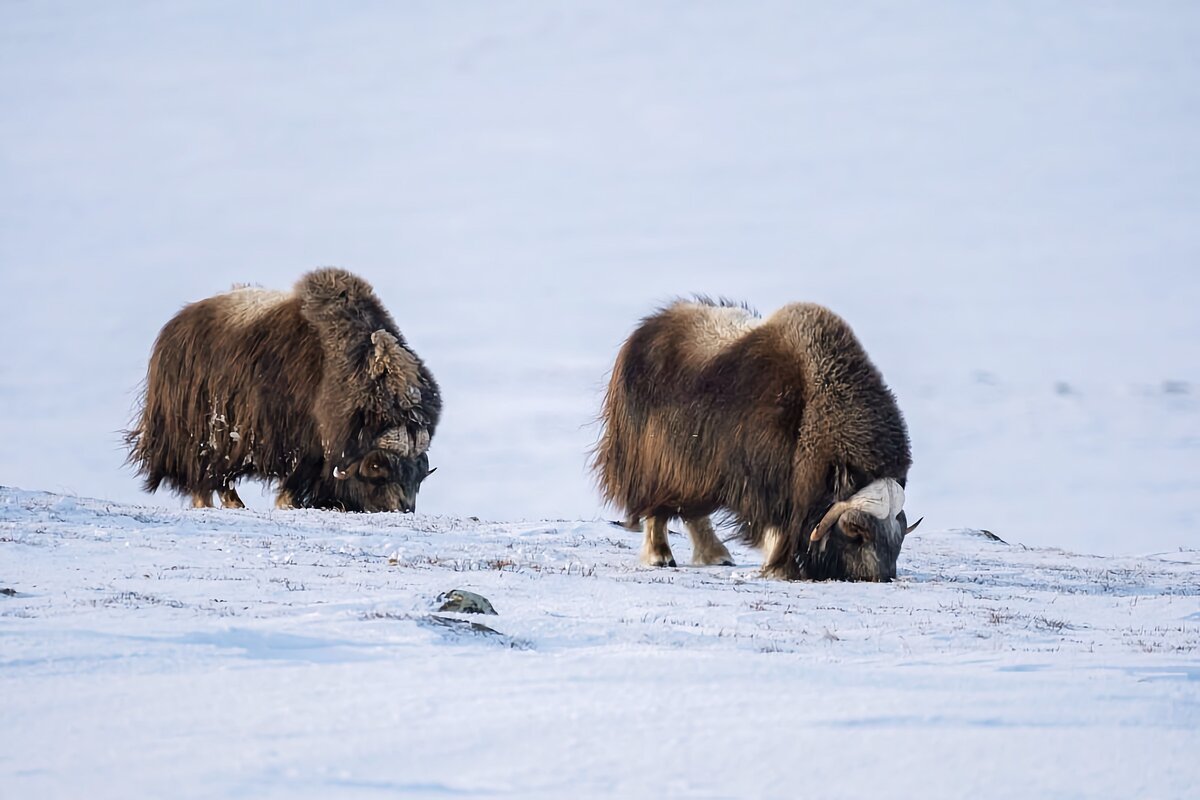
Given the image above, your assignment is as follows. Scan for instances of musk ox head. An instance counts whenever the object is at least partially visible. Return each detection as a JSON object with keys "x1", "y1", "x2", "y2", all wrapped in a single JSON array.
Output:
[
  {"x1": 320, "y1": 326, "x2": 440, "y2": 513},
  {"x1": 805, "y1": 478, "x2": 921, "y2": 582},
  {"x1": 331, "y1": 427, "x2": 435, "y2": 513}
]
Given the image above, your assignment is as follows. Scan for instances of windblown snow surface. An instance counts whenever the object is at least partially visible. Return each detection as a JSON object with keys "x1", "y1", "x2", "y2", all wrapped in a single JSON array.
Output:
[
  {"x1": 3, "y1": 488, "x2": 1199, "y2": 798},
  {"x1": 3, "y1": 2, "x2": 1200, "y2": 797}
]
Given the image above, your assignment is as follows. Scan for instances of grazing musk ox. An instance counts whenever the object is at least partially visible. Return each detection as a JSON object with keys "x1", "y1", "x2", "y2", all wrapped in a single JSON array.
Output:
[
  {"x1": 126, "y1": 268, "x2": 441, "y2": 512},
  {"x1": 593, "y1": 298, "x2": 919, "y2": 581}
]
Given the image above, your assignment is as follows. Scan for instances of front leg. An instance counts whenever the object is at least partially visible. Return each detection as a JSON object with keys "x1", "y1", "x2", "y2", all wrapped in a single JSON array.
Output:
[
  {"x1": 760, "y1": 526, "x2": 799, "y2": 579},
  {"x1": 640, "y1": 514, "x2": 677, "y2": 567},
  {"x1": 684, "y1": 516, "x2": 734, "y2": 566},
  {"x1": 219, "y1": 487, "x2": 245, "y2": 509}
]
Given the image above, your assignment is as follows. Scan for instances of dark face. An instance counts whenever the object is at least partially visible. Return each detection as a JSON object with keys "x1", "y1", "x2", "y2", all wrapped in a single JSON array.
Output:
[
  {"x1": 335, "y1": 449, "x2": 434, "y2": 512},
  {"x1": 804, "y1": 508, "x2": 905, "y2": 582}
]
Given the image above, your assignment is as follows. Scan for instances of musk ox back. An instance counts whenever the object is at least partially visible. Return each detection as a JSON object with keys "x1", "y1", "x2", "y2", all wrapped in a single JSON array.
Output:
[
  {"x1": 126, "y1": 268, "x2": 442, "y2": 512},
  {"x1": 593, "y1": 298, "x2": 917, "y2": 581}
]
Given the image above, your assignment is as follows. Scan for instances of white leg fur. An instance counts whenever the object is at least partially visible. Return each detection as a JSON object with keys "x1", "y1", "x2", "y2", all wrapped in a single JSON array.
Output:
[
  {"x1": 640, "y1": 516, "x2": 676, "y2": 567},
  {"x1": 685, "y1": 516, "x2": 734, "y2": 566},
  {"x1": 760, "y1": 527, "x2": 791, "y2": 579}
]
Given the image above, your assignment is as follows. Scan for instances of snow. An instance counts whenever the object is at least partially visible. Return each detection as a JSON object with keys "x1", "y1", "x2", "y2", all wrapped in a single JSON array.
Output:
[
  {"x1": 2, "y1": 2, "x2": 1199, "y2": 796},
  {"x1": 3, "y1": 487, "x2": 1198, "y2": 797}
]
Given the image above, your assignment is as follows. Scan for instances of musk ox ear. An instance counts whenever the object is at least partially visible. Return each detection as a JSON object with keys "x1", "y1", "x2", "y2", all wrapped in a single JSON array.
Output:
[
  {"x1": 839, "y1": 512, "x2": 874, "y2": 544},
  {"x1": 369, "y1": 329, "x2": 423, "y2": 407}
]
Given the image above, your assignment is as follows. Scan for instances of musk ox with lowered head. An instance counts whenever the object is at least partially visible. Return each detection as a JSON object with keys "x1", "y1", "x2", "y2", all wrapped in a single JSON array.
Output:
[
  {"x1": 593, "y1": 298, "x2": 920, "y2": 581},
  {"x1": 126, "y1": 268, "x2": 441, "y2": 512}
]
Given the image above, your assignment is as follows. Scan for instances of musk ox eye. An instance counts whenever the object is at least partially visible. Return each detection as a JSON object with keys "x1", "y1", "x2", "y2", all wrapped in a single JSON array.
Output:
[{"x1": 360, "y1": 454, "x2": 391, "y2": 481}]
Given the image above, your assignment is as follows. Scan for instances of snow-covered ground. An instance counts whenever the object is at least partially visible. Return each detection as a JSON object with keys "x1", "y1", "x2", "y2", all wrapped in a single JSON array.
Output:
[
  {"x1": 2, "y1": 3, "x2": 1199, "y2": 797},
  {"x1": 3, "y1": 487, "x2": 1198, "y2": 798}
]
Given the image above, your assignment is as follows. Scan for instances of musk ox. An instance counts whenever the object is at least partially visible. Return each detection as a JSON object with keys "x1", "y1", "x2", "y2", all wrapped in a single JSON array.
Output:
[
  {"x1": 593, "y1": 298, "x2": 920, "y2": 581},
  {"x1": 126, "y1": 268, "x2": 441, "y2": 512}
]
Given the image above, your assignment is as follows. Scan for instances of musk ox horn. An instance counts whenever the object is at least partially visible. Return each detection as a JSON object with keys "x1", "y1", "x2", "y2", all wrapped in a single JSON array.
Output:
[
  {"x1": 375, "y1": 427, "x2": 430, "y2": 457},
  {"x1": 809, "y1": 478, "x2": 905, "y2": 543},
  {"x1": 904, "y1": 516, "x2": 924, "y2": 536}
]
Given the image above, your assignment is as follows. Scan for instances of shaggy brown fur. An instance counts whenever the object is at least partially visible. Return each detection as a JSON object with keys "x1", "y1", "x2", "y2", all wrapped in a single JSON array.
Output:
[
  {"x1": 593, "y1": 298, "x2": 913, "y2": 580},
  {"x1": 126, "y1": 268, "x2": 441, "y2": 512}
]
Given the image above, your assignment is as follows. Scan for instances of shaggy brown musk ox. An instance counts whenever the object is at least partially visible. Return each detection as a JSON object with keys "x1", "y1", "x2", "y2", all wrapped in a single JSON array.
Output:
[
  {"x1": 126, "y1": 268, "x2": 441, "y2": 512},
  {"x1": 593, "y1": 298, "x2": 919, "y2": 581}
]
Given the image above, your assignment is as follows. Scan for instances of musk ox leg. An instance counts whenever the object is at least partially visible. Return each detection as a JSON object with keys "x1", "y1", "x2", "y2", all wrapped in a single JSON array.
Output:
[
  {"x1": 275, "y1": 489, "x2": 295, "y2": 510},
  {"x1": 219, "y1": 487, "x2": 245, "y2": 509},
  {"x1": 684, "y1": 516, "x2": 734, "y2": 566},
  {"x1": 760, "y1": 527, "x2": 798, "y2": 580},
  {"x1": 640, "y1": 515, "x2": 677, "y2": 568},
  {"x1": 191, "y1": 492, "x2": 214, "y2": 509}
]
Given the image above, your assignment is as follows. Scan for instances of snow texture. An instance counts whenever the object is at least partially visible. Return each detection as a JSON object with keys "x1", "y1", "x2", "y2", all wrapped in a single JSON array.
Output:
[{"x1": 3, "y1": 487, "x2": 1199, "y2": 798}]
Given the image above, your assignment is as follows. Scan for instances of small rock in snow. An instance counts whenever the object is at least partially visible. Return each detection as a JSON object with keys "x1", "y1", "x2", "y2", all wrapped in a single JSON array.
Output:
[{"x1": 436, "y1": 589, "x2": 497, "y2": 615}]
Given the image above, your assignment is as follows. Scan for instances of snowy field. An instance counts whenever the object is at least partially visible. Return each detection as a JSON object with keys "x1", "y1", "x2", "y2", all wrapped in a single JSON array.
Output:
[
  {"x1": 3, "y1": 487, "x2": 1199, "y2": 798},
  {"x1": 2, "y1": 2, "x2": 1200, "y2": 797}
]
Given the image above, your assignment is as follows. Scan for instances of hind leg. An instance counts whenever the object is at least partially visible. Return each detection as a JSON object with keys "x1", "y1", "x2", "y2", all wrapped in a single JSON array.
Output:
[
  {"x1": 275, "y1": 488, "x2": 295, "y2": 509},
  {"x1": 685, "y1": 516, "x2": 734, "y2": 566},
  {"x1": 640, "y1": 514, "x2": 676, "y2": 567},
  {"x1": 219, "y1": 487, "x2": 245, "y2": 509},
  {"x1": 191, "y1": 492, "x2": 214, "y2": 509}
]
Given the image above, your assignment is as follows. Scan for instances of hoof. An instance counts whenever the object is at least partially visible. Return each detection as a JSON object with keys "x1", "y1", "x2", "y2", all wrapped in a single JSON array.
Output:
[
  {"x1": 693, "y1": 557, "x2": 735, "y2": 567},
  {"x1": 693, "y1": 552, "x2": 736, "y2": 567},
  {"x1": 640, "y1": 552, "x2": 677, "y2": 568}
]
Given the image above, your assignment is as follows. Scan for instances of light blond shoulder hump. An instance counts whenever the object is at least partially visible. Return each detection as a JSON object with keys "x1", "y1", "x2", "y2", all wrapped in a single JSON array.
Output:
[
  {"x1": 667, "y1": 300, "x2": 761, "y2": 357},
  {"x1": 218, "y1": 285, "x2": 291, "y2": 327}
]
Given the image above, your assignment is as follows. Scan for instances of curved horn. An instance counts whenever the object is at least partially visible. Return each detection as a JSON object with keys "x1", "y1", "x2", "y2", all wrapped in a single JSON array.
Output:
[
  {"x1": 845, "y1": 478, "x2": 905, "y2": 521},
  {"x1": 810, "y1": 500, "x2": 852, "y2": 543},
  {"x1": 375, "y1": 427, "x2": 430, "y2": 457},
  {"x1": 904, "y1": 516, "x2": 924, "y2": 536},
  {"x1": 376, "y1": 427, "x2": 413, "y2": 456},
  {"x1": 810, "y1": 479, "x2": 906, "y2": 543}
]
